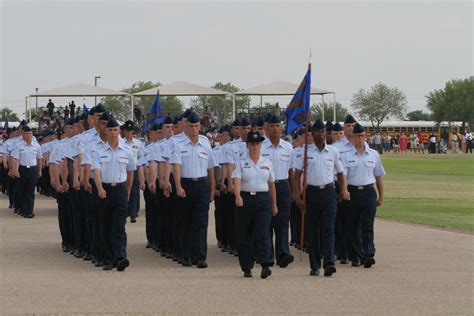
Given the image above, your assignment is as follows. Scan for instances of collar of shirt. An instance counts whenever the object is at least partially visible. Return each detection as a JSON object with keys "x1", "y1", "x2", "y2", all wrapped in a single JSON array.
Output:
[{"x1": 351, "y1": 143, "x2": 370, "y2": 157}]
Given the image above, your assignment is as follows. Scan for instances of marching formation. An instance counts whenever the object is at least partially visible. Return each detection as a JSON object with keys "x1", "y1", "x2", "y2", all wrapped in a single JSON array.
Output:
[{"x1": 0, "y1": 105, "x2": 385, "y2": 278}]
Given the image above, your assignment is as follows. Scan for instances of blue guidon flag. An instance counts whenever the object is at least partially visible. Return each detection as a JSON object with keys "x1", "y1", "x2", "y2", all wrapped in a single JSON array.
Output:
[
  {"x1": 284, "y1": 63, "x2": 311, "y2": 135},
  {"x1": 143, "y1": 89, "x2": 164, "y2": 133}
]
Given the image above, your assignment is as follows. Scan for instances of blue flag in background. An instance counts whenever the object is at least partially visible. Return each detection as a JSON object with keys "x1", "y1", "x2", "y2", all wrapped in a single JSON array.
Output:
[
  {"x1": 82, "y1": 104, "x2": 88, "y2": 116},
  {"x1": 284, "y1": 64, "x2": 311, "y2": 134},
  {"x1": 143, "y1": 90, "x2": 164, "y2": 133}
]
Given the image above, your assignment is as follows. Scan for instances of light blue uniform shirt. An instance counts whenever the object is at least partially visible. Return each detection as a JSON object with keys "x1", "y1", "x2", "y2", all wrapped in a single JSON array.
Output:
[
  {"x1": 341, "y1": 144, "x2": 386, "y2": 186},
  {"x1": 92, "y1": 142, "x2": 136, "y2": 184},
  {"x1": 294, "y1": 144, "x2": 344, "y2": 186},
  {"x1": 261, "y1": 139, "x2": 294, "y2": 181},
  {"x1": 48, "y1": 138, "x2": 69, "y2": 165},
  {"x1": 124, "y1": 138, "x2": 144, "y2": 165},
  {"x1": 232, "y1": 157, "x2": 275, "y2": 192},
  {"x1": 12, "y1": 141, "x2": 42, "y2": 166},
  {"x1": 170, "y1": 136, "x2": 217, "y2": 178},
  {"x1": 333, "y1": 137, "x2": 354, "y2": 156}
]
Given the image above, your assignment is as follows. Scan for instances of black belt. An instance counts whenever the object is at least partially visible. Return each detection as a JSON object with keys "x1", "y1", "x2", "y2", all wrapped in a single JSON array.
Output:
[
  {"x1": 102, "y1": 182, "x2": 126, "y2": 188},
  {"x1": 20, "y1": 165, "x2": 37, "y2": 169},
  {"x1": 348, "y1": 184, "x2": 374, "y2": 191},
  {"x1": 241, "y1": 191, "x2": 268, "y2": 196},
  {"x1": 308, "y1": 183, "x2": 335, "y2": 190},
  {"x1": 274, "y1": 179, "x2": 289, "y2": 184},
  {"x1": 181, "y1": 177, "x2": 207, "y2": 182}
]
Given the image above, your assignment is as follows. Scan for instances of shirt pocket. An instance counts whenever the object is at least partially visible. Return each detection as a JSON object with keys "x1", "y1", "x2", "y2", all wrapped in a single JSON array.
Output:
[
  {"x1": 99, "y1": 155, "x2": 112, "y2": 163},
  {"x1": 198, "y1": 150, "x2": 209, "y2": 170},
  {"x1": 118, "y1": 156, "x2": 129, "y2": 165},
  {"x1": 280, "y1": 154, "x2": 291, "y2": 168}
]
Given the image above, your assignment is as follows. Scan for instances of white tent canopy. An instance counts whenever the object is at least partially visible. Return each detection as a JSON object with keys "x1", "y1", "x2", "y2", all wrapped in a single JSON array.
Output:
[
  {"x1": 133, "y1": 81, "x2": 231, "y2": 97},
  {"x1": 30, "y1": 83, "x2": 129, "y2": 97},
  {"x1": 235, "y1": 81, "x2": 333, "y2": 96}
]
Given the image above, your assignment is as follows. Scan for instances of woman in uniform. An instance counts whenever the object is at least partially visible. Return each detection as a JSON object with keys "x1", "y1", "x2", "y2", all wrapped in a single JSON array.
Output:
[{"x1": 232, "y1": 131, "x2": 277, "y2": 278}]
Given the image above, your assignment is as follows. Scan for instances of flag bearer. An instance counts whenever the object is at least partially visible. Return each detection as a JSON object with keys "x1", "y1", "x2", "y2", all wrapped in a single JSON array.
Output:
[{"x1": 294, "y1": 119, "x2": 349, "y2": 277}]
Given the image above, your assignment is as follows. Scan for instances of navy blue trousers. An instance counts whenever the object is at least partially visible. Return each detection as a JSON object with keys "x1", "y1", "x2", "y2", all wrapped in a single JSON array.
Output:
[
  {"x1": 98, "y1": 183, "x2": 128, "y2": 265},
  {"x1": 306, "y1": 185, "x2": 337, "y2": 270},
  {"x1": 347, "y1": 186, "x2": 377, "y2": 263},
  {"x1": 179, "y1": 177, "x2": 210, "y2": 261},
  {"x1": 236, "y1": 192, "x2": 274, "y2": 272},
  {"x1": 270, "y1": 180, "x2": 292, "y2": 260},
  {"x1": 127, "y1": 170, "x2": 140, "y2": 218},
  {"x1": 18, "y1": 166, "x2": 38, "y2": 215}
]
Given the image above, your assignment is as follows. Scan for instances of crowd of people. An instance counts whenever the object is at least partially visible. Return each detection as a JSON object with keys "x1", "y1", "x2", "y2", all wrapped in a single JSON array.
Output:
[
  {"x1": 366, "y1": 130, "x2": 473, "y2": 154},
  {"x1": 0, "y1": 102, "x2": 406, "y2": 279}
]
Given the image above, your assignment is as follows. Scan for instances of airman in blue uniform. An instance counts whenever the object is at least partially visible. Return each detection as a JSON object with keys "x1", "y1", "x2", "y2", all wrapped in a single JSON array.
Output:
[
  {"x1": 342, "y1": 123, "x2": 385, "y2": 268},
  {"x1": 232, "y1": 131, "x2": 277, "y2": 278}
]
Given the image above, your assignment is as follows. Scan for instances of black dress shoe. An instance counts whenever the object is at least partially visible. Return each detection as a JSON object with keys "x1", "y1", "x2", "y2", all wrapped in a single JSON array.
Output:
[
  {"x1": 182, "y1": 258, "x2": 192, "y2": 267},
  {"x1": 196, "y1": 261, "x2": 208, "y2": 269},
  {"x1": 8, "y1": 204, "x2": 13, "y2": 209},
  {"x1": 146, "y1": 242, "x2": 152, "y2": 249},
  {"x1": 117, "y1": 258, "x2": 130, "y2": 271},
  {"x1": 131, "y1": 217, "x2": 136, "y2": 223},
  {"x1": 351, "y1": 261, "x2": 361, "y2": 267},
  {"x1": 191, "y1": 258, "x2": 198, "y2": 265},
  {"x1": 95, "y1": 261, "x2": 104, "y2": 267},
  {"x1": 83, "y1": 253, "x2": 92, "y2": 261},
  {"x1": 103, "y1": 264, "x2": 113, "y2": 271},
  {"x1": 261, "y1": 266, "x2": 272, "y2": 279},
  {"x1": 324, "y1": 265, "x2": 337, "y2": 277},
  {"x1": 340, "y1": 258, "x2": 349, "y2": 264},
  {"x1": 278, "y1": 254, "x2": 294, "y2": 268},
  {"x1": 363, "y1": 257, "x2": 375, "y2": 268},
  {"x1": 310, "y1": 269, "x2": 320, "y2": 276},
  {"x1": 244, "y1": 270, "x2": 252, "y2": 278},
  {"x1": 62, "y1": 245, "x2": 69, "y2": 252}
]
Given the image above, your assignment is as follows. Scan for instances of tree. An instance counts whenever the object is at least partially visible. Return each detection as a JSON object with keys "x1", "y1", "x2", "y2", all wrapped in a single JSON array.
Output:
[
  {"x1": 101, "y1": 81, "x2": 183, "y2": 122},
  {"x1": 351, "y1": 82, "x2": 407, "y2": 130},
  {"x1": 190, "y1": 82, "x2": 251, "y2": 124},
  {"x1": 405, "y1": 110, "x2": 432, "y2": 121},
  {"x1": 426, "y1": 77, "x2": 474, "y2": 128},
  {"x1": 310, "y1": 101, "x2": 349, "y2": 122},
  {"x1": 0, "y1": 107, "x2": 20, "y2": 122}
]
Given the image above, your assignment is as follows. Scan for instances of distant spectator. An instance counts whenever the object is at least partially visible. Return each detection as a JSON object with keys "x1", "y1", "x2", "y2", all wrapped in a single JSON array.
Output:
[
  {"x1": 373, "y1": 132, "x2": 383, "y2": 154},
  {"x1": 400, "y1": 133, "x2": 408, "y2": 153},
  {"x1": 417, "y1": 132, "x2": 425, "y2": 154},
  {"x1": 451, "y1": 133, "x2": 459, "y2": 153},
  {"x1": 460, "y1": 133, "x2": 467, "y2": 153},
  {"x1": 412, "y1": 134, "x2": 419, "y2": 154},
  {"x1": 429, "y1": 132, "x2": 437, "y2": 154},
  {"x1": 69, "y1": 101, "x2": 76, "y2": 117},
  {"x1": 383, "y1": 133, "x2": 391, "y2": 153},
  {"x1": 392, "y1": 135, "x2": 400, "y2": 153},
  {"x1": 465, "y1": 130, "x2": 473, "y2": 154},
  {"x1": 64, "y1": 107, "x2": 70, "y2": 119},
  {"x1": 438, "y1": 139, "x2": 447, "y2": 154},
  {"x1": 46, "y1": 99, "x2": 55, "y2": 118}
]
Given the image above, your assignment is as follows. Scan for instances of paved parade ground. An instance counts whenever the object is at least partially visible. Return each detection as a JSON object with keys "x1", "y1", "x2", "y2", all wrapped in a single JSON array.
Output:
[{"x1": 1, "y1": 195, "x2": 472, "y2": 315}]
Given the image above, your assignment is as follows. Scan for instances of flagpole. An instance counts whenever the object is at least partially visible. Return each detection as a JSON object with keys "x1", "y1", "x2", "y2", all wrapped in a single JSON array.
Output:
[{"x1": 300, "y1": 61, "x2": 311, "y2": 256}]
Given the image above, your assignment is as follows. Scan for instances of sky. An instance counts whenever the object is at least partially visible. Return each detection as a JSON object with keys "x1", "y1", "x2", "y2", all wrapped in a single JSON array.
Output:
[{"x1": 0, "y1": 0, "x2": 472, "y2": 118}]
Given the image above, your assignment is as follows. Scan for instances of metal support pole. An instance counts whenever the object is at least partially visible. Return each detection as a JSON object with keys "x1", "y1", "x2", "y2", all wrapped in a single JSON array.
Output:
[
  {"x1": 232, "y1": 94, "x2": 236, "y2": 120},
  {"x1": 321, "y1": 94, "x2": 325, "y2": 122},
  {"x1": 25, "y1": 96, "x2": 28, "y2": 121},
  {"x1": 28, "y1": 97, "x2": 32, "y2": 122},
  {"x1": 35, "y1": 88, "x2": 38, "y2": 114},
  {"x1": 130, "y1": 95, "x2": 134, "y2": 121},
  {"x1": 333, "y1": 93, "x2": 337, "y2": 122},
  {"x1": 260, "y1": 95, "x2": 263, "y2": 107},
  {"x1": 94, "y1": 76, "x2": 101, "y2": 105}
]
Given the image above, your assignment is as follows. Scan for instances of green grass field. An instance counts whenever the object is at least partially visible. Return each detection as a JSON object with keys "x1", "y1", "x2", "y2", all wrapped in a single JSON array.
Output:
[{"x1": 377, "y1": 154, "x2": 474, "y2": 232}]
